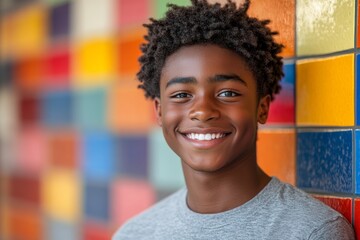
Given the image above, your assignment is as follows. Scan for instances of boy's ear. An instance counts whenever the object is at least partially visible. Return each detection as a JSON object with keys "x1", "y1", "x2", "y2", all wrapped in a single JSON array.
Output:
[
  {"x1": 257, "y1": 95, "x2": 271, "y2": 124},
  {"x1": 154, "y1": 97, "x2": 162, "y2": 126}
]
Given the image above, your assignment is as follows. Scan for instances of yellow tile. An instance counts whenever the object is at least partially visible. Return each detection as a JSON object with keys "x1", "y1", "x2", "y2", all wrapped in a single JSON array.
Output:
[
  {"x1": 74, "y1": 37, "x2": 117, "y2": 86},
  {"x1": 42, "y1": 170, "x2": 81, "y2": 222},
  {"x1": 296, "y1": 54, "x2": 354, "y2": 126},
  {"x1": 10, "y1": 4, "x2": 47, "y2": 56},
  {"x1": 297, "y1": 0, "x2": 354, "y2": 56}
]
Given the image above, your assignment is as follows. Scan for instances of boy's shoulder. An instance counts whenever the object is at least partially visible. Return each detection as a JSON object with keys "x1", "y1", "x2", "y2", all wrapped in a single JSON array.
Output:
[
  {"x1": 112, "y1": 178, "x2": 355, "y2": 239},
  {"x1": 266, "y1": 178, "x2": 354, "y2": 239},
  {"x1": 263, "y1": 178, "x2": 345, "y2": 223}
]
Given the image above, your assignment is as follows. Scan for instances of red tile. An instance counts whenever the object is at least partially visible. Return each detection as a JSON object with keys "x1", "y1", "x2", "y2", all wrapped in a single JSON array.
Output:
[
  {"x1": 117, "y1": 0, "x2": 149, "y2": 26},
  {"x1": 9, "y1": 174, "x2": 40, "y2": 206},
  {"x1": 19, "y1": 94, "x2": 40, "y2": 126},
  {"x1": 83, "y1": 221, "x2": 112, "y2": 240},
  {"x1": 354, "y1": 199, "x2": 360, "y2": 239},
  {"x1": 45, "y1": 46, "x2": 70, "y2": 86},
  {"x1": 315, "y1": 195, "x2": 352, "y2": 223}
]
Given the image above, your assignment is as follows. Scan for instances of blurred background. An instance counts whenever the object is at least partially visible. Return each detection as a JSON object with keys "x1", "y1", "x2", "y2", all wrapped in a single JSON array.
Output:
[{"x1": 1, "y1": 0, "x2": 359, "y2": 239}]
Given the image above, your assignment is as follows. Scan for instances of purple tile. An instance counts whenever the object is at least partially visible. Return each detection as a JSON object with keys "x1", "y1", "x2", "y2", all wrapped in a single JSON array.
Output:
[
  {"x1": 117, "y1": 135, "x2": 148, "y2": 178},
  {"x1": 50, "y1": 2, "x2": 70, "y2": 38}
]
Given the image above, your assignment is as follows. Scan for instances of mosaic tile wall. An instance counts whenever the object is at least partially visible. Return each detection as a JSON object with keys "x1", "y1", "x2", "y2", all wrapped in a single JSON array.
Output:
[{"x1": 0, "y1": 0, "x2": 359, "y2": 239}]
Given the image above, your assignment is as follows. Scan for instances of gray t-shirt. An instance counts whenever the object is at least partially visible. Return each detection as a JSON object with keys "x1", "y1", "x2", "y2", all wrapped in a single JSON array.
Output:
[{"x1": 113, "y1": 177, "x2": 354, "y2": 239}]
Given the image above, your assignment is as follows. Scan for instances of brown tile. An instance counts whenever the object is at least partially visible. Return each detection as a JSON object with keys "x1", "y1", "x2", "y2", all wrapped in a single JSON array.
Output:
[{"x1": 9, "y1": 174, "x2": 40, "y2": 206}]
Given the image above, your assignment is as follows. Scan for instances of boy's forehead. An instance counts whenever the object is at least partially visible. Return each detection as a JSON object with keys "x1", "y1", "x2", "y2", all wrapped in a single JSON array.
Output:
[{"x1": 160, "y1": 44, "x2": 254, "y2": 80}]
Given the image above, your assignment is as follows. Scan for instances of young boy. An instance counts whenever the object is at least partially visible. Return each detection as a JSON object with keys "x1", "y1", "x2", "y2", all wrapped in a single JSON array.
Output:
[{"x1": 113, "y1": 0, "x2": 355, "y2": 239}]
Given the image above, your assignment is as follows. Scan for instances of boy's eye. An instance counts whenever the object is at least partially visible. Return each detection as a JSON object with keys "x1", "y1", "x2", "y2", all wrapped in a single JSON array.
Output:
[
  {"x1": 218, "y1": 91, "x2": 240, "y2": 97},
  {"x1": 170, "y1": 92, "x2": 192, "y2": 98}
]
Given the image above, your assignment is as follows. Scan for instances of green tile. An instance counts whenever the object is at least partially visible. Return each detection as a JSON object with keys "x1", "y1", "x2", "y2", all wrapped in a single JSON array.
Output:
[
  {"x1": 154, "y1": 0, "x2": 190, "y2": 18},
  {"x1": 297, "y1": 0, "x2": 354, "y2": 56},
  {"x1": 74, "y1": 87, "x2": 107, "y2": 131},
  {"x1": 42, "y1": 0, "x2": 70, "y2": 7},
  {"x1": 149, "y1": 128, "x2": 185, "y2": 191}
]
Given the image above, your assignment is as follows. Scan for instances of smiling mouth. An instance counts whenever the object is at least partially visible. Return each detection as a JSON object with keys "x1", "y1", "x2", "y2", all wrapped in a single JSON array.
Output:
[{"x1": 185, "y1": 133, "x2": 228, "y2": 141}]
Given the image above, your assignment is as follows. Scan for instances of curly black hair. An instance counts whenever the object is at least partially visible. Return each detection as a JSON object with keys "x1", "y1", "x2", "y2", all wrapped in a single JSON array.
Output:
[{"x1": 137, "y1": 0, "x2": 284, "y2": 100}]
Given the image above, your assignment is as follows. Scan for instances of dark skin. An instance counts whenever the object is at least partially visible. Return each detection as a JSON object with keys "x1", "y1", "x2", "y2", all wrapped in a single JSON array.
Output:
[{"x1": 154, "y1": 44, "x2": 271, "y2": 214}]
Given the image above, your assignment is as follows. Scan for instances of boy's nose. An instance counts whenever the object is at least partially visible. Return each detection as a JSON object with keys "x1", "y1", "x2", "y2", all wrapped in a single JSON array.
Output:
[{"x1": 188, "y1": 97, "x2": 220, "y2": 122}]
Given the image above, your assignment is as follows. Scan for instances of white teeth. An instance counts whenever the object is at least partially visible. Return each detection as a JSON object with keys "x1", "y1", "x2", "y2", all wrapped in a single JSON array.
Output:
[
  {"x1": 205, "y1": 133, "x2": 212, "y2": 140},
  {"x1": 186, "y1": 133, "x2": 226, "y2": 141}
]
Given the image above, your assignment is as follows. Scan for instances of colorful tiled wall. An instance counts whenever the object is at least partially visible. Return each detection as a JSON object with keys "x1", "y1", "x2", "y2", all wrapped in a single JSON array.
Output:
[{"x1": 0, "y1": 0, "x2": 359, "y2": 239}]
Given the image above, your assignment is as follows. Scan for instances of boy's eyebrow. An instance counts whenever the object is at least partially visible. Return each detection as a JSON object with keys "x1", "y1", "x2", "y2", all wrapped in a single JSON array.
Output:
[
  {"x1": 165, "y1": 74, "x2": 247, "y2": 88},
  {"x1": 209, "y1": 74, "x2": 247, "y2": 86},
  {"x1": 165, "y1": 77, "x2": 197, "y2": 88}
]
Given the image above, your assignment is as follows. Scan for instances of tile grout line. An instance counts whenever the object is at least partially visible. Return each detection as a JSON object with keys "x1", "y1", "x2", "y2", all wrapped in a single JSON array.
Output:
[
  {"x1": 353, "y1": 0, "x2": 359, "y2": 225},
  {"x1": 294, "y1": 0, "x2": 298, "y2": 188}
]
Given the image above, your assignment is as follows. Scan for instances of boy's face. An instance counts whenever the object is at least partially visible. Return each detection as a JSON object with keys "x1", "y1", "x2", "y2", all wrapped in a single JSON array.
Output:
[{"x1": 155, "y1": 44, "x2": 270, "y2": 173}]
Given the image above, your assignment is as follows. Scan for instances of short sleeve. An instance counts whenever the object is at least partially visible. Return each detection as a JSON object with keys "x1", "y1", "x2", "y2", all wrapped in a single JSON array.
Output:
[{"x1": 308, "y1": 217, "x2": 355, "y2": 240}]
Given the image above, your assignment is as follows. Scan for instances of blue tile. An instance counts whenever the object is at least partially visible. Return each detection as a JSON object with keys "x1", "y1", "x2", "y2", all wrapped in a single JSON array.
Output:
[
  {"x1": 42, "y1": 90, "x2": 73, "y2": 127},
  {"x1": 82, "y1": 132, "x2": 116, "y2": 181},
  {"x1": 297, "y1": 130, "x2": 353, "y2": 193},
  {"x1": 283, "y1": 62, "x2": 295, "y2": 85},
  {"x1": 50, "y1": 2, "x2": 70, "y2": 38},
  {"x1": 356, "y1": 130, "x2": 360, "y2": 193},
  {"x1": 149, "y1": 128, "x2": 185, "y2": 191},
  {"x1": 356, "y1": 54, "x2": 360, "y2": 126},
  {"x1": 74, "y1": 87, "x2": 107, "y2": 131},
  {"x1": 84, "y1": 181, "x2": 109, "y2": 221},
  {"x1": 117, "y1": 135, "x2": 148, "y2": 178},
  {"x1": 45, "y1": 216, "x2": 79, "y2": 240}
]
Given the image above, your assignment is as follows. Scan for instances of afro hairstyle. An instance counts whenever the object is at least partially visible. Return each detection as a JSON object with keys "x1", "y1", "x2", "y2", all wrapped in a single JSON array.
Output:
[{"x1": 137, "y1": 0, "x2": 284, "y2": 101}]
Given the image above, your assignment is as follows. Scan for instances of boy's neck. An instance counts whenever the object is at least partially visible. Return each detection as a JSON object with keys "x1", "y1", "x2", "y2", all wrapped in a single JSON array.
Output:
[{"x1": 182, "y1": 154, "x2": 270, "y2": 214}]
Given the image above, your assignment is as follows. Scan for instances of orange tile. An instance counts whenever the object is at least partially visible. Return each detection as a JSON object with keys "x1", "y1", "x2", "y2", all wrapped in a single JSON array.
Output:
[
  {"x1": 248, "y1": 0, "x2": 295, "y2": 57},
  {"x1": 8, "y1": 204, "x2": 43, "y2": 240},
  {"x1": 1, "y1": 200, "x2": 9, "y2": 239},
  {"x1": 48, "y1": 132, "x2": 78, "y2": 169},
  {"x1": 108, "y1": 82, "x2": 156, "y2": 132},
  {"x1": 257, "y1": 129, "x2": 295, "y2": 185},
  {"x1": 118, "y1": 28, "x2": 146, "y2": 78},
  {"x1": 15, "y1": 55, "x2": 45, "y2": 91},
  {"x1": 358, "y1": 0, "x2": 360, "y2": 48}
]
